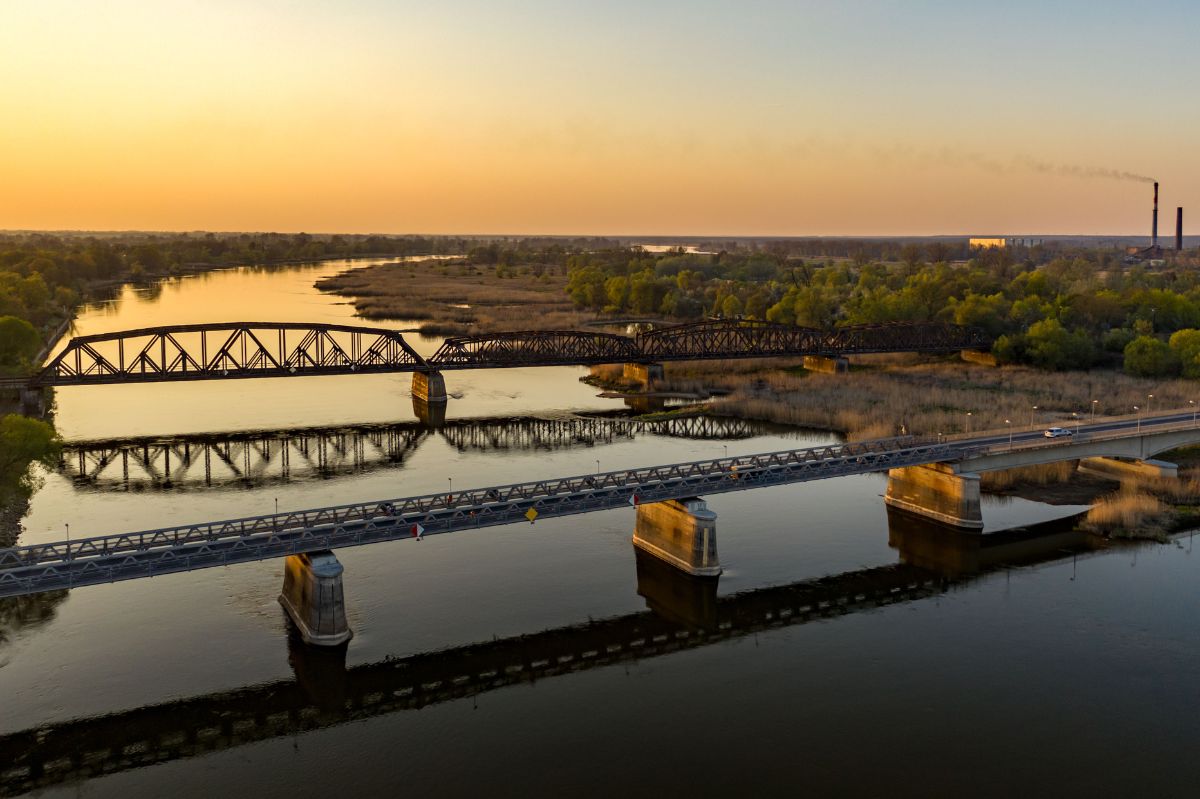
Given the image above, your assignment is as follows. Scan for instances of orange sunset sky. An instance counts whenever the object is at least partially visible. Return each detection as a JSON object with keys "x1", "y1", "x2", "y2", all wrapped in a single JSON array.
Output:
[{"x1": 2, "y1": 0, "x2": 1196, "y2": 236}]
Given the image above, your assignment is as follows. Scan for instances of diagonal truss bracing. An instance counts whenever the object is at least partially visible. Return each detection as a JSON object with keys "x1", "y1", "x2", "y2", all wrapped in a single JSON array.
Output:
[
  {"x1": 35, "y1": 322, "x2": 427, "y2": 386},
  {"x1": 0, "y1": 436, "x2": 977, "y2": 598}
]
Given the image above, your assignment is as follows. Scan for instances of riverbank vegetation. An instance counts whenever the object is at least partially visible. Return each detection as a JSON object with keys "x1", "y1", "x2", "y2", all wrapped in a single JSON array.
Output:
[{"x1": 0, "y1": 414, "x2": 60, "y2": 547}]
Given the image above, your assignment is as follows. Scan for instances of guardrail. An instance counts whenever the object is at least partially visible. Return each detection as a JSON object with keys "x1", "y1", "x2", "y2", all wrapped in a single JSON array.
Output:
[{"x1": 0, "y1": 436, "x2": 963, "y2": 597}]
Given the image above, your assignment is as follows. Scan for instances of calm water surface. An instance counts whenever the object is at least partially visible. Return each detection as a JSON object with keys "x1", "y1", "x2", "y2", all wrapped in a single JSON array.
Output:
[{"x1": 2, "y1": 260, "x2": 1198, "y2": 797}]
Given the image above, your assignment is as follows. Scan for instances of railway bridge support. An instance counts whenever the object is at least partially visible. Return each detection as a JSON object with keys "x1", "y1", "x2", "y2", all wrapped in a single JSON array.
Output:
[{"x1": 412, "y1": 370, "x2": 447, "y2": 403}]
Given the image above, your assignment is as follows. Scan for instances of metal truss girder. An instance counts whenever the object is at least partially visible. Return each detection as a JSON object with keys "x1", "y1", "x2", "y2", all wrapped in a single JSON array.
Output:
[{"x1": 0, "y1": 436, "x2": 974, "y2": 597}]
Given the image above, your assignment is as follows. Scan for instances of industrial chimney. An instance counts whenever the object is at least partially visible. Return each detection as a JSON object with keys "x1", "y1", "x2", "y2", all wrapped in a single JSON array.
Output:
[
  {"x1": 1178, "y1": 207, "x2": 1184, "y2": 251},
  {"x1": 1152, "y1": 182, "x2": 1159, "y2": 247}
]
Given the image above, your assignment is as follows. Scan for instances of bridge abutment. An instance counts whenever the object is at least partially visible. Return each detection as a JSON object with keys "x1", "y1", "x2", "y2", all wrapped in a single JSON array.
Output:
[
  {"x1": 19, "y1": 386, "x2": 45, "y2": 416},
  {"x1": 802, "y1": 355, "x2": 849, "y2": 374},
  {"x1": 1078, "y1": 457, "x2": 1179, "y2": 480},
  {"x1": 412, "y1": 370, "x2": 448, "y2": 403},
  {"x1": 623, "y1": 361, "x2": 664, "y2": 386},
  {"x1": 884, "y1": 463, "x2": 983, "y2": 530},
  {"x1": 279, "y1": 550, "x2": 352, "y2": 647},
  {"x1": 633, "y1": 497, "x2": 721, "y2": 577}
]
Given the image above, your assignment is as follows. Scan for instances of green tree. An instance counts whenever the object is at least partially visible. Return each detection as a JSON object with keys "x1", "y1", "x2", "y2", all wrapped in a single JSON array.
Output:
[
  {"x1": 0, "y1": 316, "x2": 40, "y2": 375},
  {"x1": 1123, "y1": 336, "x2": 1180, "y2": 377},
  {"x1": 1024, "y1": 319, "x2": 1094, "y2": 371},
  {"x1": 1168, "y1": 329, "x2": 1200, "y2": 378}
]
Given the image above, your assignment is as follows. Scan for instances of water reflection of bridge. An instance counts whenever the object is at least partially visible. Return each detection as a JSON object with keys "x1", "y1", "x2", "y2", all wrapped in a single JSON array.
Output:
[
  {"x1": 0, "y1": 511, "x2": 1105, "y2": 796},
  {"x1": 59, "y1": 414, "x2": 772, "y2": 489}
]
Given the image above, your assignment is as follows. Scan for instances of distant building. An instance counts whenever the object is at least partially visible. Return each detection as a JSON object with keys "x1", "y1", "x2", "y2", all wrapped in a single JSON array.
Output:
[{"x1": 969, "y1": 237, "x2": 1043, "y2": 250}]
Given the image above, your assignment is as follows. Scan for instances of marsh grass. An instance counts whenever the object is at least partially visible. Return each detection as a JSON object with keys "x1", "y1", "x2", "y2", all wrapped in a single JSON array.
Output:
[{"x1": 316, "y1": 259, "x2": 598, "y2": 334}]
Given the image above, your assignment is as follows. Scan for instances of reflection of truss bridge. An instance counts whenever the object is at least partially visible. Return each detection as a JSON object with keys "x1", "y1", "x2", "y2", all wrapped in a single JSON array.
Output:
[{"x1": 59, "y1": 415, "x2": 774, "y2": 489}]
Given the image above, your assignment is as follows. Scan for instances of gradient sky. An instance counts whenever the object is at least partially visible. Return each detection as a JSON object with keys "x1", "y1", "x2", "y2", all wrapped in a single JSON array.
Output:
[{"x1": 2, "y1": 0, "x2": 1197, "y2": 236}]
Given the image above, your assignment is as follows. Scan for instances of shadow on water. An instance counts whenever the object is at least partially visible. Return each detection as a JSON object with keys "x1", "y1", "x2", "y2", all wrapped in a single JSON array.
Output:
[
  {"x1": 56, "y1": 411, "x2": 789, "y2": 491},
  {"x1": 0, "y1": 510, "x2": 1118, "y2": 796}
]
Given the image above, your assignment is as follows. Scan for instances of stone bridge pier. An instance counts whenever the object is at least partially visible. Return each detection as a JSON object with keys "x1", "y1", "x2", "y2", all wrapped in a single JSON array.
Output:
[
  {"x1": 280, "y1": 550, "x2": 352, "y2": 647},
  {"x1": 632, "y1": 497, "x2": 721, "y2": 577},
  {"x1": 623, "y1": 361, "x2": 664, "y2": 387},
  {"x1": 884, "y1": 463, "x2": 983, "y2": 530},
  {"x1": 412, "y1": 370, "x2": 447, "y2": 403}
]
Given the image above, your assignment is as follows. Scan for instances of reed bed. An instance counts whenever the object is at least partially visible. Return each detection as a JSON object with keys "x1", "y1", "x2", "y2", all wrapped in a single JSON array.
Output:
[
  {"x1": 1082, "y1": 492, "x2": 1175, "y2": 540},
  {"x1": 980, "y1": 462, "x2": 1078, "y2": 490},
  {"x1": 669, "y1": 359, "x2": 1200, "y2": 439},
  {"x1": 316, "y1": 260, "x2": 596, "y2": 335}
]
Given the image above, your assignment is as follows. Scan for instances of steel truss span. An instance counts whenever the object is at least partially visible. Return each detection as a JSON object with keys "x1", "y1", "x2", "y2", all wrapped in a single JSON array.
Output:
[
  {"x1": 0, "y1": 436, "x2": 965, "y2": 598},
  {"x1": 36, "y1": 322, "x2": 427, "y2": 386},
  {"x1": 32, "y1": 319, "x2": 990, "y2": 386}
]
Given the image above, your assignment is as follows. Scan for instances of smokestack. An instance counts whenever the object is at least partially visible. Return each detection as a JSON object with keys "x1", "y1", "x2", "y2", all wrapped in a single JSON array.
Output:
[
  {"x1": 1178, "y1": 207, "x2": 1184, "y2": 251},
  {"x1": 1152, "y1": 181, "x2": 1159, "y2": 247}
]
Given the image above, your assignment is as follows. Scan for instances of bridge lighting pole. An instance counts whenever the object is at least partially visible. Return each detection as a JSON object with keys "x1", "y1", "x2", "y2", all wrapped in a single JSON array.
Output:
[
  {"x1": 966, "y1": 411, "x2": 972, "y2": 434},
  {"x1": 1148, "y1": 394, "x2": 1154, "y2": 414},
  {"x1": 1073, "y1": 412, "x2": 1080, "y2": 434},
  {"x1": 1191, "y1": 400, "x2": 1196, "y2": 427},
  {"x1": 448, "y1": 477, "x2": 453, "y2": 503},
  {"x1": 1030, "y1": 405, "x2": 1038, "y2": 431},
  {"x1": 722, "y1": 445, "x2": 728, "y2": 459},
  {"x1": 1134, "y1": 406, "x2": 1141, "y2": 434},
  {"x1": 595, "y1": 459, "x2": 600, "y2": 475},
  {"x1": 65, "y1": 523, "x2": 69, "y2": 556},
  {"x1": 1006, "y1": 419, "x2": 1012, "y2": 450},
  {"x1": 1091, "y1": 399, "x2": 1098, "y2": 424}
]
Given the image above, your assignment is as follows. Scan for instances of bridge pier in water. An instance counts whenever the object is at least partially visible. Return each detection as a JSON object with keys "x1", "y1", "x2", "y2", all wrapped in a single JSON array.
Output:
[
  {"x1": 1078, "y1": 457, "x2": 1178, "y2": 480},
  {"x1": 884, "y1": 463, "x2": 983, "y2": 530},
  {"x1": 802, "y1": 355, "x2": 849, "y2": 374},
  {"x1": 19, "y1": 387, "x2": 45, "y2": 416},
  {"x1": 623, "y1": 361, "x2": 664, "y2": 387},
  {"x1": 632, "y1": 497, "x2": 721, "y2": 577},
  {"x1": 279, "y1": 550, "x2": 352, "y2": 647},
  {"x1": 412, "y1": 370, "x2": 447, "y2": 403}
]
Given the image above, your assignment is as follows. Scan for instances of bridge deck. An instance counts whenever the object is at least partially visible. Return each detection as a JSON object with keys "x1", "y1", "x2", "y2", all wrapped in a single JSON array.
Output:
[
  {"x1": 27, "y1": 320, "x2": 990, "y2": 387},
  {"x1": 0, "y1": 436, "x2": 960, "y2": 598}
]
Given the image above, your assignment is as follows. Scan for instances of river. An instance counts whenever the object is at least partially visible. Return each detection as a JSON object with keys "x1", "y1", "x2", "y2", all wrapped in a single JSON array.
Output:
[{"x1": 2, "y1": 259, "x2": 1198, "y2": 797}]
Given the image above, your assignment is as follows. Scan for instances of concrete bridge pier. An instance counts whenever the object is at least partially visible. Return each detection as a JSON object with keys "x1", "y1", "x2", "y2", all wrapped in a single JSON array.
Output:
[
  {"x1": 632, "y1": 497, "x2": 721, "y2": 577},
  {"x1": 623, "y1": 361, "x2": 664, "y2": 387},
  {"x1": 884, "y1": 463, "x2": 983, "y2": 530},
  {"x1": 412, "y1": 370, "x2": 448, "y2": 403},
  {"x1": 279, "y1": 550, "x2": 352, "y2": 647},
  {"x1": 803, "y1": 355, "x2": 849, "y2": 374},
  {"x1": 1079, "y1": 457, "x2": 1179, "y2": 480}
]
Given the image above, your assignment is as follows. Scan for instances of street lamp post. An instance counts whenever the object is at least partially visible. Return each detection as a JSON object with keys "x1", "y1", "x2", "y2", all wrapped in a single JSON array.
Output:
[
  {"x1": 1030, "y1": 405, "x2": 1038, "y2": 431},
  {"x1": 448, "y1": 477, "x2": 453, "y2": 503},
  {"x1": 966, "y1": 411, "x2": 972, "y2": 434},
  {"x1": 1091, "y1": 399, "x2": 1098, "y2": 424},
  {"x1": 1006, "y1": 419, "x2": 1012, "y2": 449},
  {"x1": 1191, "y1": 399, "x2": 1197, "y2": 427},
  {"x1": 1073, "y1": 412, "x2": 1080, "y2": 434},
  {"x1": 595, "y1": 459, "x2": 600, "y2": 475},
  {"x1": 1148, "y1": 394, "x2": 1154, "y2": 414},
  {"x1": 65, "y1": 523, "x2": 70, "y2": 558},
  {"x1": 1134, "y1": 406, "x2": 1141, "y2": 434}
]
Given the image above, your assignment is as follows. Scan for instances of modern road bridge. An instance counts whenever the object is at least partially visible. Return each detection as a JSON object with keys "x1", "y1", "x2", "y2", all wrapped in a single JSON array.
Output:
[
  {"x1": 27, "y1": 319, "x2": 990, "y2": 388},
  {"x1": 5, "y1": 407, "x2": 1199, "y2": 598},
  {"x1": 2, "y1": 408, "x2": 1197, "y2": 643},
  {"x1": 0, "y1": 514, "x2": 1107, "y2": 796}
]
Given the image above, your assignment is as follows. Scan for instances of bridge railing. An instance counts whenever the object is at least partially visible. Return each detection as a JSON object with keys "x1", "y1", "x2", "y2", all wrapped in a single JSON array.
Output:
[{"x1": 0, "y1": 436, "x2": 954, "y2": 581}]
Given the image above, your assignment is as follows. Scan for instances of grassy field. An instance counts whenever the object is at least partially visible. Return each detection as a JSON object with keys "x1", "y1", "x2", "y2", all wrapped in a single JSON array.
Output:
[{"x1": 316, "y1": 259, "x2": 600, "y2": 336}]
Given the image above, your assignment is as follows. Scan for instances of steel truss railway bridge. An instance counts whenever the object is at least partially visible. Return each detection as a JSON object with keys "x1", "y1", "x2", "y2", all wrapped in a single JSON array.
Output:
[
  {"x1": 24, "y1": 318, "x2": 990, "y2": 388},
  {"x1": 59, "y1": 414, "x2": 770, "y2": 489},
  {"x1": 0, "y1": 517, "x2": 1103, "y2": 796}
]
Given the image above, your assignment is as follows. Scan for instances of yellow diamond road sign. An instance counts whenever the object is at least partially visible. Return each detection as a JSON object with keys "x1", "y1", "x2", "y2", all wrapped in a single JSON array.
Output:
[{"x1": 525, "y1": 507, "x2": 538, "y2": 522}]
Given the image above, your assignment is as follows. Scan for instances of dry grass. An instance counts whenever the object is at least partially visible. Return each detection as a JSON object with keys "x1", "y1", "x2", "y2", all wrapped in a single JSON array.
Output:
[
  {"x1": 668, "y1": 359, "x2": 1200, "y2": 440},
  {"x1": 316, "y1": 259, "x2": 600, "y2": 335},
  {"x1": 1082, "y1": 492, "x2": 1175, "y2": 539},
  {"x1": 980, "y1": 462, "x2": 1077, "y2": 490}
]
